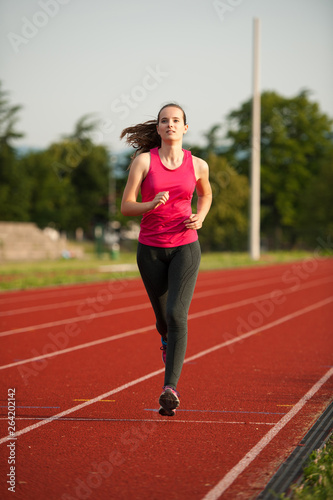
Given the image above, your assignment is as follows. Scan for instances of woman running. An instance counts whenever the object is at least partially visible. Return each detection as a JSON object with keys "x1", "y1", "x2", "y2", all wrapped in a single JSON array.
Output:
[{"x1": 120, "y1": 103, "x2": 212, "y2": 416}]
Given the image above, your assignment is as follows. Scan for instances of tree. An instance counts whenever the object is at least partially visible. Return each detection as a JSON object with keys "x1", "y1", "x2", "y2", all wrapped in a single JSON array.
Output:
[
  {"x1": 0, "y1": 81, "x2": 24, "y2": 148},
  {"x1": 0, "y1": 81, "x2": 29, "y2": 221},
  {"x1": 297, "y1": 146, "x2": 333, "y2": 245},
  {"x1": 46, "y1": 115, "x2": 110, "y2": 233},
  {"x1": 18, "y1": 115, "x2": 111, "y2": 234},
  {"x1": 198, "y1": 154, "x2": 249, "y2": 251},
  {"x1": 63, "y1": 113, "x2": 99, "y2": 142},
  {"x1": 224, "y1": 90, "x2": 333, "y2": 248},
  {"x1": 19, "y1": 149, "x2": 80, "y2": 230}
]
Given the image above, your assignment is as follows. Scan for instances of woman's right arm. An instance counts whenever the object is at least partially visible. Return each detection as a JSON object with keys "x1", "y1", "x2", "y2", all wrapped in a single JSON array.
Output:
[{"x1": 121, "y1": 153, "x2": 169, "y2": 216}]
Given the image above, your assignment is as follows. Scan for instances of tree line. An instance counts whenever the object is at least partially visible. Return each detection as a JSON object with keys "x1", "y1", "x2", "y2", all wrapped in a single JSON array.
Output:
[{"x1": 0, "y1": 81, "x2": 332, "y2": 250}]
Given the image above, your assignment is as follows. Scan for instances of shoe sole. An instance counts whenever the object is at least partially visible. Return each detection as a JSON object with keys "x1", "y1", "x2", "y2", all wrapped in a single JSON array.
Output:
[
  {"x1": 159, "y1": 389, "x2": 180, "y2": 416},
  {"x1": 158, "y1": 406, "x2": 176, "y2": 416}
]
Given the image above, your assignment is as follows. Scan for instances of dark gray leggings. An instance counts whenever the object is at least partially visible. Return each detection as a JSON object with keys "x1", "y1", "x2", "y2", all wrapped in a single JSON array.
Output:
[{"x1": 137, "y1": 240, "x2": 201, "y2": 389}]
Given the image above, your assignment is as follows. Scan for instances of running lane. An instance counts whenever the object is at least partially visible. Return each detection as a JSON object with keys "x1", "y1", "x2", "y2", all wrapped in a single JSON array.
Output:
[{"x1": 0, "y1": 258, "x2": 332, "y2": 499}]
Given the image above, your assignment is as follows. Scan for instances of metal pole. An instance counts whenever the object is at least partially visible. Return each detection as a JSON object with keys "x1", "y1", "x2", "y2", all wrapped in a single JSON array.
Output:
[
  {"x1": 250, "y1": 17, "x2": 261, "y2": 260},
  {"x1": 109, "y1": 155, "x2": 117, "y2": 220}
]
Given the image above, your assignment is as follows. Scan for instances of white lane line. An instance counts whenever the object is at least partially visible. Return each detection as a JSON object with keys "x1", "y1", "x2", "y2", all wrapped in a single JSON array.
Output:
[
  {"x1": 0, "y1": 417, "x2": 276, "y2": 425},
  {"x1": 1, "y1": 294, "x2": 332, "y2": 372},
  {"x1": 184, "y1": 297, "x2": 333, "y2": 362},
  {"x1": 0, "y1": 289, "x2": 147, "y2": 316},
  {"x1": 0, "y1": 369, "x2": 164, "y2": 445},
  {"x1": 0, "y1": 274, "x2": 283, "y2": 316},
  {"x1": 0, "y1": 326, "x2": 155, "y2": 370},
  {"x1": 0, "y1": 260, "x2": 329, "y2": 306},
  {"x1": 1, "y1": 275, "x2": 332, "y2": 338},
  {"x1": 0, "y1": 302, "x2": 151, "y2": 337},
  {"x1": 201, "y1": 366, "x2": 333, "y2": 500},
  {"x1": 0, "y1": 266, "x2": 268, "y2": 305},
  {"x1": 0, "y1": 280, "x2": 140, "y2": 304},
  {"x1": 0, "y1": 298, "x2": 331, "y2": 444}
]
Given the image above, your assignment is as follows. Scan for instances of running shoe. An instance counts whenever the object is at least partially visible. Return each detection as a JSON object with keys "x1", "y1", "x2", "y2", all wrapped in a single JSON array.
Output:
[
  {"x1": 158, "y1": 386, "x2": 180, "y2": 416},
  {"x1": 158, "y1": 406, "x2": 176, "y2": 417},
  {"x1": 160, "y1": 337, "x2": 167, "y2": 364}
]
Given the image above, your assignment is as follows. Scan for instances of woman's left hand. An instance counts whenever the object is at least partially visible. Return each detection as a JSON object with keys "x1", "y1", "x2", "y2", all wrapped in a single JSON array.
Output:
[{"x1": 184, "y1": 214, "x2": 203, "y2": 230}]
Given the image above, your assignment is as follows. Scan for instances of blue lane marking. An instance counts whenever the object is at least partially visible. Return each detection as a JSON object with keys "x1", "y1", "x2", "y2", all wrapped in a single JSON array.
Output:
[{"x1": 144, "y1": 408, "x2": 286, "y2": 415}]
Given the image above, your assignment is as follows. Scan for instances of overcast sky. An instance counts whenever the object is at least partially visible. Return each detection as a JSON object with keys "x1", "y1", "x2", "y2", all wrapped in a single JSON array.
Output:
[{"x1": 1, "y1": 0, "x2": 332, "y2": 153}]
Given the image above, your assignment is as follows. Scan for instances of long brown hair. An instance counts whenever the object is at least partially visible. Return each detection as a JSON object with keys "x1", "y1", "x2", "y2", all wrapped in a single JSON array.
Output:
[{"x1": 120, "y1": 103, "x2": 187, "y2": 162}]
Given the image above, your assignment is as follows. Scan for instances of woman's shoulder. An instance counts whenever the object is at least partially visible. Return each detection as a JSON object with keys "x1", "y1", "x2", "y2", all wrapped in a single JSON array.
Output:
[
  {"x1": 131, "y1": 151, "x2": 151, "y2": 169},
  {"x1": 191, "y1": 154, "x2": 209, "y2": 172}
]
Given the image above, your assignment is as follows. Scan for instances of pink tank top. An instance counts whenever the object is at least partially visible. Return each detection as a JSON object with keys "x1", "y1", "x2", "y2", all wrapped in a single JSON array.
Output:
[{"x1": 138, "y1": 147, "x2": 198, "y2": 247}]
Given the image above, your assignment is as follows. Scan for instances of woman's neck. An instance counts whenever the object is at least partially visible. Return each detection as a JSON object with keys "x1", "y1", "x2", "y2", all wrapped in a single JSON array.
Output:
[{"x1": 158, "y1": 143, "x2": 184, "y2": 168}]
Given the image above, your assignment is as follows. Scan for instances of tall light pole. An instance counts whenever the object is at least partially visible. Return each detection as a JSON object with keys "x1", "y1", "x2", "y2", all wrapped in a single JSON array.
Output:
[
  {"x1": 250, "y1": 17, "x2": 261, "y2": 260},
  {"x1": 109, "y1": 155, "x2": 117, "y2": 220}
]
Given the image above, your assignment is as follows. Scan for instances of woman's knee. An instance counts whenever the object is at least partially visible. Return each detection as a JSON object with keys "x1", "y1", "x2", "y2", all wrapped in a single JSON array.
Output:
[{"x1": 166, "y1": 305, "x2": 187, "y2": 330}]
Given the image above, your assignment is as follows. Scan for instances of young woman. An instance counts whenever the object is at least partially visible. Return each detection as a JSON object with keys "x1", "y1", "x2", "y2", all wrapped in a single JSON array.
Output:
[{"x1": 120, "y1": 103, "x2": 212, "y2": 416}]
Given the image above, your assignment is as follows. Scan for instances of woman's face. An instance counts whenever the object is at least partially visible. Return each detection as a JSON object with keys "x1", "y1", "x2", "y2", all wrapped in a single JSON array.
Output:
[{"x1": 157, "y1": 106, "x2": 188, "y2": 142}]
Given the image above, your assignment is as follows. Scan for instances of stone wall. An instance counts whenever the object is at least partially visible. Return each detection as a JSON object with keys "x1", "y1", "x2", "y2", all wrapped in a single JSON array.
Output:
[{"x1": 0, "y1": 222, "x2": 68, "y2": 261}]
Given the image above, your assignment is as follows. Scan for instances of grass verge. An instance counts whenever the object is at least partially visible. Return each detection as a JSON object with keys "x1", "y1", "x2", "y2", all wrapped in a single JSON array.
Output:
[
  {"x1": 0, "y1": 247, "x2": 326, "y2": 291},
  {"x1": 282, "y1": 435, "x2": 333, "y2": 499}
]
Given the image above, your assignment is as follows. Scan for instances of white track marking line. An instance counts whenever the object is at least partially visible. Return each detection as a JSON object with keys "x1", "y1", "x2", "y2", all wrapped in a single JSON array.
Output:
[
  {"x1": 1, "y1": 293, "x2": 332, "y2": 372},
  {"x1": 0, "y1": 280, "x2": 140, "y2": 304},
  {"x1": 0, "y1": 289, "x2": 147, "y2": 316},
  {"x1": 0, "y1": 270, "x2": 229, "y2": 305},
  {"x1": 0, "y1": 266, "x2": 272, "y2": 304},
  {"x1": 3, "y1": 264, "x2": 330, "y2": 314},
  {"x1": 0, "y1": 260, "x2": 330, "y2": 306},
  {"x1": 184, "y1": 297, "x2": 333, "y2": 363},
  {"x1": 0, "y1": 417, "x2": 276, "y2": 425},
  {"x1": 0, "y1": 326, "x2": 155, "y2": 370},
  {"x1": 0, "y1": 297, "x2": 331, "y2": 444},
  {"x1": 189, "y1": 278, "x2": 333, "y2": 321},
  {"x1": 201, "y1": 367, "x2": 333, "y2": 500},
  {"x1": 0, "y1": 369, "x2": 163, "y2": 445},
  {"x1": 0, "y1": 274, "x2": 284, "y2": 316},
  {"x1": 0, "y1": 302, "x2": 151, "y2": 337},
  {"x1": 1, "y1": 275, "x2": 332, "y2": 338}
]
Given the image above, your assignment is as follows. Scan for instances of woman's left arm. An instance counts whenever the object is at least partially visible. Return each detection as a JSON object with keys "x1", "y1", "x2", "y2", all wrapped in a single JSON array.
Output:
[{"x1": 184, "y1": 157, "x2": 212, "y2": 230}]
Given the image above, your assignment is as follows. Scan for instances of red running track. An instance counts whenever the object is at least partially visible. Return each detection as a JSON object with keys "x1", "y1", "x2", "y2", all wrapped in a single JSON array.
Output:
[{"x1": 0, "y1": 258, "x2": 332, "y2": 499}]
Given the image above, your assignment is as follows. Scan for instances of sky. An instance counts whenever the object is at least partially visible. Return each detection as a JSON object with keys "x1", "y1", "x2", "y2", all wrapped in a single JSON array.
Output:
[{"x1": 1, "y1": 0, "x2": 333, "y2": 153}]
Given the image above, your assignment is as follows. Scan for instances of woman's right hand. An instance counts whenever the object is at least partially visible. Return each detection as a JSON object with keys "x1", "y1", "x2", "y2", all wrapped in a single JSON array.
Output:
[{"x1": 152, "y1": 191, "x2": 169, "y2": 209}]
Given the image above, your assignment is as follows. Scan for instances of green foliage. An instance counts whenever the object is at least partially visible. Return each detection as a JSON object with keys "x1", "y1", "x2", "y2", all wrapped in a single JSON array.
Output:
[
  {"x1": 19, "y1": 149, "x2": 80, "y2": 230},
  {"x1": 23, "y1": 136, "x2": 110, "y2": 233},
  {"x1": 1, "y1": 79, "x2": 332, "y2": 251},
  {"x1": 0, "y1": 144, "x2": 31, "y2": 221},
  {"x1": 0, "y1": 82, "x2": 29, "y2": 221},
  {"x1": 225, "y1": 90, "x2": 333, "y2": 248},
  {"x1": 284, "y1": 437, "x2": 333, "y2": 500},
  {"x1": 297, "y1": 147, "x2": 333, "y2": 246},
  {"x1": 198, "y1": 154, "x2": 249, "y2": 251},
  {"x1": 0, "y1": 81, "x2": 24, "y2": 147},
  {"x1": 0, "y1": 91, "x2": 111, "y2": 233}
]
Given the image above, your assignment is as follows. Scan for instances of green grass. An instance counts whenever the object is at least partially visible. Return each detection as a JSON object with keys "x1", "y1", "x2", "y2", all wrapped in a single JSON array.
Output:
[
  {"x1": 0, "y1": 247, "x2": 140, "y2": 290},
  {"x1": 199, "y1": 250, "x2": 316, "y2": 270},
  {"x1": 0, "y1": 246, "x2": 330, "y2": 291},
  {"x1": 281, "y1": 436, "x2": 333, "y2": 499}
]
